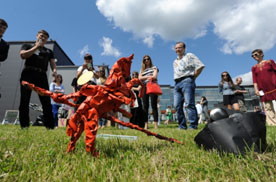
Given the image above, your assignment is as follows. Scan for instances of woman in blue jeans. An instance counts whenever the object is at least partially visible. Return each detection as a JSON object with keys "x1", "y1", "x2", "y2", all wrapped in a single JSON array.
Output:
[{"x1": 49, "y1": 74, "x2": 65, "y2": 127}]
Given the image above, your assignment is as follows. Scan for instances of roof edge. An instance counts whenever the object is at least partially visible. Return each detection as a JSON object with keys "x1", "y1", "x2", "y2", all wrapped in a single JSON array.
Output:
[{"x1": 7, "y1": 40, "x2": 75, "y2": 65}]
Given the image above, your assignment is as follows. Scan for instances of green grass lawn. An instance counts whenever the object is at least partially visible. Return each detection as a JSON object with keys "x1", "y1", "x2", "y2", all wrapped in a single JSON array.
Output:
[{"x1": 0, "y1": 124, "x2": 275, "y2": 182}]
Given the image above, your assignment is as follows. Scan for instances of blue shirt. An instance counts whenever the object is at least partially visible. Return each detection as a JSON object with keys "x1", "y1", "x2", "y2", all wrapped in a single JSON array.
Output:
[
  {"x1": 219, "y1": 82, "x2": 235, "y2": 95},
  {"x1": 50, "y1": 82, "x2": 65, "y2": 105}
]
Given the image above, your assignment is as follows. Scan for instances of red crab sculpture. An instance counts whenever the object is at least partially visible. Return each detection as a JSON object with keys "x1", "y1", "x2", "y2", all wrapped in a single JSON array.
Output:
[{"x1": 22, "y1": 54, "x2": 183, "y2": 157}]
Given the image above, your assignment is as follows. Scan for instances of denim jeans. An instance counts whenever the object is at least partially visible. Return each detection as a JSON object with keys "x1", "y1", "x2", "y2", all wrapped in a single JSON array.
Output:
[
  {"x1": 52, "y1": 104, "x2": 61, "y2": 127},
  {"x1": 174, "y1": 77, "x2": 198, "y2": 129},
  {"x1": 99, "y1": 118, "x2": 107, "y2": 126}
]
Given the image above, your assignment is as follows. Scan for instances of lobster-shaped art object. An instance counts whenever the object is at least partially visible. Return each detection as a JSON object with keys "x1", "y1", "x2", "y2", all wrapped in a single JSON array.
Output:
[{"x1": 22, "y1": 54, "x2": 183, "y2": 157}]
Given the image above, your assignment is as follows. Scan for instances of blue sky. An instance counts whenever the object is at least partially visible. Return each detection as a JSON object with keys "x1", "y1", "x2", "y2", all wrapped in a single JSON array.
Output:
[{"x1": 2, "y1": 0, "x2": 276, "y2": 86}]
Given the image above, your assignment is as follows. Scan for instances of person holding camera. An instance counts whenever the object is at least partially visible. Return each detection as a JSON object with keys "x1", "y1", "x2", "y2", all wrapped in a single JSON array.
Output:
[
  {"x1": 19, "y1": 30, "x2": 57, "y2": 129},
  {"x1": 75, "y1": 53, "x2": 98, "y2": 105},
  {"x1": 251, "y1": 49, "x2": 276, "y2": 125},
  {"x1": 77, "y1": 53, "x2": 98, "y2": 83}
]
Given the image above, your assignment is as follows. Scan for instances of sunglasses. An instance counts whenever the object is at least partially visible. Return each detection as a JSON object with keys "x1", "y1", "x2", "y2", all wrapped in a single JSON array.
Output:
[
  {"x1": 251, "y1": 53, "x2": 259, "y2": 58},
  {"x1": 222, "y1": 74, "x2": 228, "y2": 77},
  {"x1": 144, "y1": 58, "x2": 150, "y2": 61}
]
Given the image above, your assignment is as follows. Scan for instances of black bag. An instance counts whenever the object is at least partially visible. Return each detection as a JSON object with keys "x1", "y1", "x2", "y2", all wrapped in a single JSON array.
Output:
[
  {"x1": 194, "y1": 111, "x2": 267, "y2": 155},
  {"x1": 32, "y1": 114, "x2": 45, "y2": 126}
]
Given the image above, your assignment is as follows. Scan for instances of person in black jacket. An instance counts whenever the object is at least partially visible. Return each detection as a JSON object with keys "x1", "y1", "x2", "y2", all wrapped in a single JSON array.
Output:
[
  {"x1": 19, "y1": 30, "x2": 57, "y2": 129},
  {"x1": 0, "y1": 18, "x2": 9, "y2": 62}
]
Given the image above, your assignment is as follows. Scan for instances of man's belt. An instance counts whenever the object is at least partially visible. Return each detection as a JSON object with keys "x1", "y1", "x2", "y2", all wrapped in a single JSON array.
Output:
[
  {"x1": 24, "y1": 66, "x2": 46, "y2": 73},
  {"x1": 174, "y1": 76, "x2": 193, "y2": 84}
]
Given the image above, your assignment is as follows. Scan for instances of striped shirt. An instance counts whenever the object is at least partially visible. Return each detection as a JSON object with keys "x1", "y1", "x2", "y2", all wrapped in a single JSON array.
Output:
[{"x1": 140, "y1": 66, "x2": 158, "y2": 84}]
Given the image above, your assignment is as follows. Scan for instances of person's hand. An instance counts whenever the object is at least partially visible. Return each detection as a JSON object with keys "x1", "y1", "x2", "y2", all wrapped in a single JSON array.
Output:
[
  {"x1": 35, "y1": 38, "x2": 45, "y2": 48},
  {"x1": 82, "y1": 63, "x2": 88, "y2": 70},
  {"x1": 147, "y1": 76, "x2": 153, "y2": 81},
  {"x1": 55, "y1": 89, "x2": 63, "y2": 93},
  {"x1": 52, "y1": 71, "x2": 57, "y2": 78},
  {"x1": 255, "y1": 90, "x2": 260, "y2": 96}
]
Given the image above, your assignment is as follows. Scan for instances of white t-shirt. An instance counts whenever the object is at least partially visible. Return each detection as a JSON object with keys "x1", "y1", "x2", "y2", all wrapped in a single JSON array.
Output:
[
  {"x1": 77, "y1": 66, "x2": 97, "y2": 84},
  {"x1": 196, "y1": 103, "x2": 202, "y2": 114}
]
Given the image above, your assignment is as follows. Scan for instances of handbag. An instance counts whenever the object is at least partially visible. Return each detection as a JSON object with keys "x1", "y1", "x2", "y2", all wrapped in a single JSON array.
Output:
[{"x1": 146, "y1": 79, "x2": 162, "y2": 95}]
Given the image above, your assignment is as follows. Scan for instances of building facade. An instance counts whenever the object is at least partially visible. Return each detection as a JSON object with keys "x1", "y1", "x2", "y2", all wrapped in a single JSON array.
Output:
[
  {"x1": 159, "y1": 85, "x2": 260, "y2": 112},
  {"x1": 0, "y1": 41, "x2": 74, "y2": 122}
]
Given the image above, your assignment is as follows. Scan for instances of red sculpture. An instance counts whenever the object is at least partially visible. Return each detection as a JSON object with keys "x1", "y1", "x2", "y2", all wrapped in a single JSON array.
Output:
[{"x1": 22, "y1": 54, "x2": 183, "y2": 157}]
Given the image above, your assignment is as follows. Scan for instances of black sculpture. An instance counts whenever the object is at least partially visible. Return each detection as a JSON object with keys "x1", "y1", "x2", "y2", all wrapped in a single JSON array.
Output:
[{"x1": 195, "y1": 108, "x2": 267, "y2": 155}]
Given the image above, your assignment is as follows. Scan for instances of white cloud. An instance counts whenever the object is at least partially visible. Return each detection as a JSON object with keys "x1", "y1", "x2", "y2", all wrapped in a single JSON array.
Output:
[
  {"x1": 234, "y1": 72, "x2": 253, "y2": 85},
  {"x1": 100, "y1": 36, "x2": 121, "y2": 57},
  {"x1": 96, "y1": 0, "x2": 276, "y2": 53},
  {"x1": 143, "y1": 35, "x2": 154, "y2": 48},
  {"x1": 213, "y1": 0, "x2": 276, "y2": 54},
  {"x1": 79, "y1": 45, "x2": 90, "y2": 58},
  {"x1": 96, "y1": 0, "x2": 229, "y2": 47}
]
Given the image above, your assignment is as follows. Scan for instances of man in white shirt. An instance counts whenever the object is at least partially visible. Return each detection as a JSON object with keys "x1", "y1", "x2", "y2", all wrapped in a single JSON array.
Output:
[{"x1": 173, "y1": 42, "x2": 205, "y2": 129}]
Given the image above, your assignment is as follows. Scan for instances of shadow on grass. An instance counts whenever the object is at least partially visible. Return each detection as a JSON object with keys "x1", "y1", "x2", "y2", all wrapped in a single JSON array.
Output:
[
  {"x1": 195, "y1": 141, "x2": 276, "y2": 160},
  {"x1": 98, "y1": 139, "x2": 173, "y2": 158}
]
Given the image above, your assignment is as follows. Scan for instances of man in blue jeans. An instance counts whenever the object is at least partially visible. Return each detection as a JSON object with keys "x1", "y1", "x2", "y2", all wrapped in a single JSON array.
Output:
[{"x1": 173, "y1": 42, "x2": 205, "y2": 129}]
